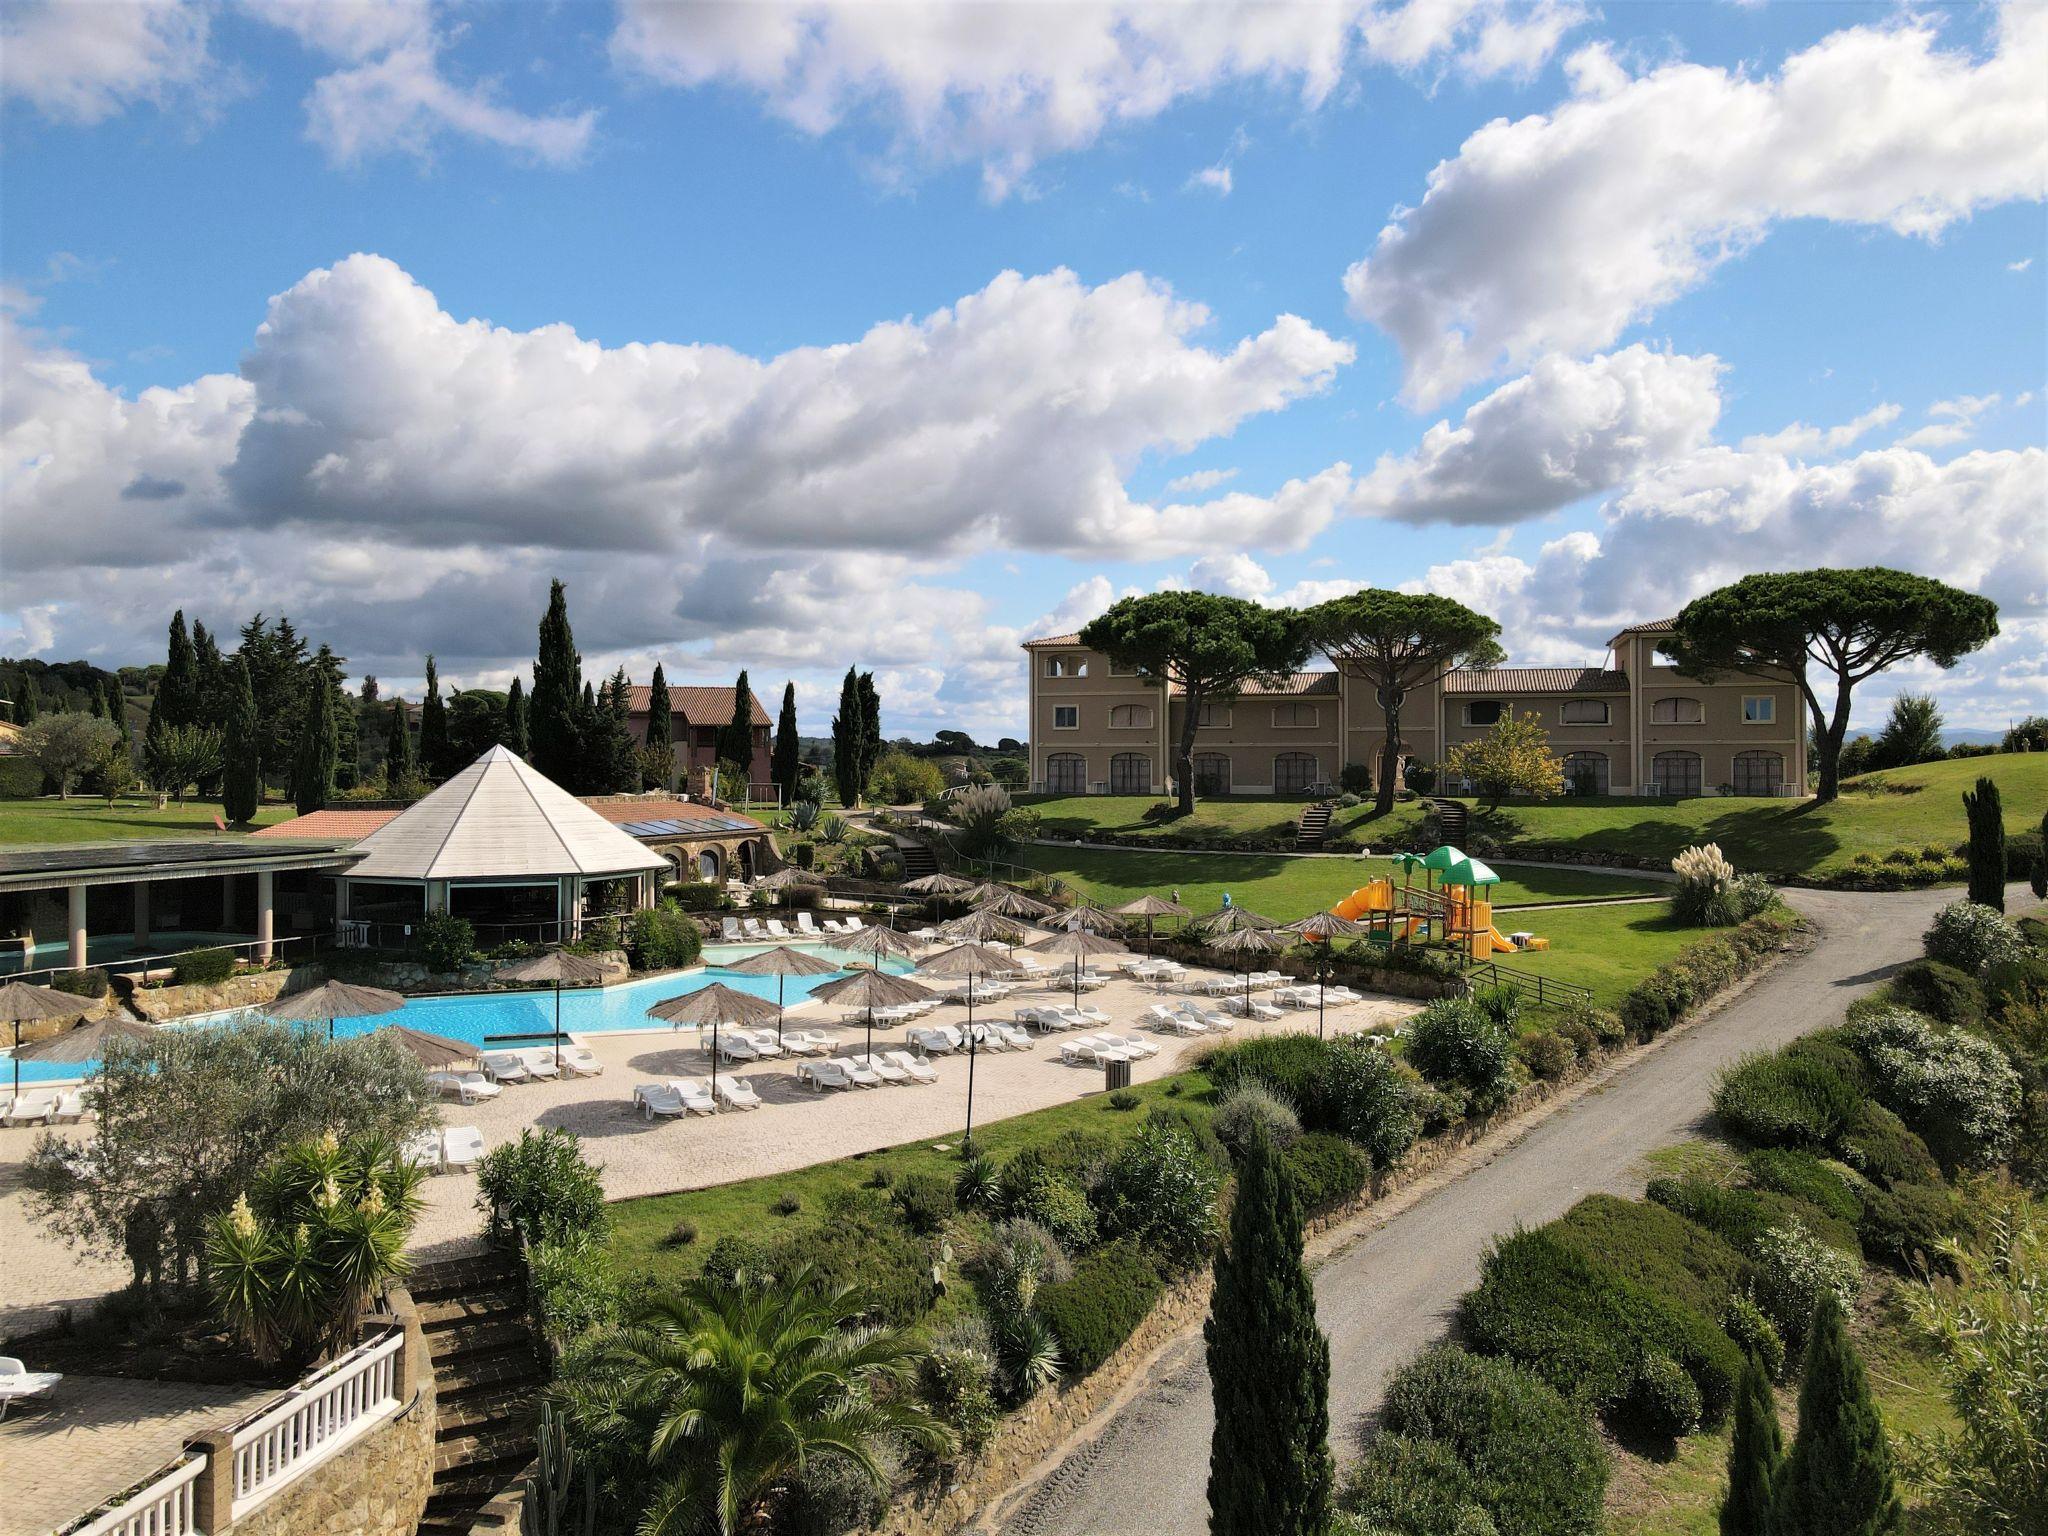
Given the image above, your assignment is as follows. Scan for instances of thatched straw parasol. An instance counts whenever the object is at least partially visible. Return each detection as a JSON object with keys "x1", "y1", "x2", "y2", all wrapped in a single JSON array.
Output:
[
  {"x1": 720, "y1": 945, "x2": 841, "y2": 1042},
  {"x1": 1206, "y1": 923, "x2": 1289, "y2": 1012},
  {"x1": 261, "y1": 979, "x2": 408, "y2": 1041},
  {"x1": 1112, "y1": 893, "x2": 1191, "y2": 954},
  {"x1": 1028, "y1": 926, "x2": 1128, "y2": 1007},
  {"x1": 912, "y1": 943, "x2": 1018, "y2": 1152},
  {"x1": 1283, "y1": 911, "x2": 1368, "y2": 1039},
  {"x1": 0, "y1": 981, "x2": 96, "y2": 1098},
  {"x1": 937, "y1": 907, "x2": 1031, "y2": 951},
  {"x1": 964, "y1": 883, "x2": 1059, "y2": 920},
  {"x1": 1053, "y1": 903, "x2": 1124, "y2": 934},
  {"x1": 8, "y1": 1015, "x2": 153, "y2": 1096},
  {"x1": 1191, "y1": 902, "x2": 1279, "y2": 937},
  {"x1": 839, "y1": 923, "x2": 920, "y2": 964},
  {"x1": 495, "y1": 951, "x2": 610, "y2": 1070},
  {"x1": 646, "y1": 983, "x2": 782, "y2": 1098},
  {"x1": 810, "y1": 967, "x2": 935, "y2": 1062},
  {"x1": 374, "y1": 1024, "x2": 481, "y2": 1070}
]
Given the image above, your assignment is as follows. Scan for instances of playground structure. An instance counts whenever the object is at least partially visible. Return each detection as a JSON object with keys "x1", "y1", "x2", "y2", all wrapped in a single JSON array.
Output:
[{"x1": 1327, "y1": 847, "x2": 1548, "y2": 961}]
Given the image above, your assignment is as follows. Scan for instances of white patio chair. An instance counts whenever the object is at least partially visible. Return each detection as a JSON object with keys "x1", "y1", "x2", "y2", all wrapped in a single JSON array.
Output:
[
  {"x1": 716, "y1": 1076, "x2": 763, "y2": 1110},
  {"x1": 403, "y1": 1129, "x2": 444, "y2": 1172},
  {"x1": 879, "y1": 1049, "x2": 938, "y2": 1083},
  {"x1": 441, "y1": 1126, "x2": 485, "y2": 1170},
  {"x1": 830, "y1": 1056, "x2": 882, "y2": 1086},
  {"x1": 0, "y1": 1357, "x2": 63, "y2": 1421},
  {"x1": 800, "y1": 1059, "x2": 855, "y2": 1090}
]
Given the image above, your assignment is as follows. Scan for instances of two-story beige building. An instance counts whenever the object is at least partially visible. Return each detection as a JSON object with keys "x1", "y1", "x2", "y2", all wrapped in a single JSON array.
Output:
[{"x1": 1022, "y1": 618, "x2": 1807, "y2": 798}]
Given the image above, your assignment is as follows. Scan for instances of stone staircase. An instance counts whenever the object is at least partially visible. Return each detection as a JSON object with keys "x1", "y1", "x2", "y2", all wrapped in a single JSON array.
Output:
[
  {"x1": 1295, "y1": 802, "x2": 1333, "y2": 850},
  {"x1": 895, "y1": 839, "x2": 940, "y2": 880},
  {"x1": 412, "y1": 1251, "x2": 546, "y2": 1536},
  {"x1": 1430, "y1": 798, "x2": 1471, "y2": 847}
]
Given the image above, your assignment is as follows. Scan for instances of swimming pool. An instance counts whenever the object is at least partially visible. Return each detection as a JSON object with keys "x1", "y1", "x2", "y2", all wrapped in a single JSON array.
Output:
[{"x1": 3, "y1": 942, "x2": 914, "y2": 1087}]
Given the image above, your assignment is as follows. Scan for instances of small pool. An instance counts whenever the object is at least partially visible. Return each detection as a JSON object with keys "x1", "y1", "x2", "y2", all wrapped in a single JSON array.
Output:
[
  {"x1": 0, "y1": 930, "x2": 249, "y2": 977},
  {"x1": 3, "y1": 942, "x2": 912, "y2": 1087}
]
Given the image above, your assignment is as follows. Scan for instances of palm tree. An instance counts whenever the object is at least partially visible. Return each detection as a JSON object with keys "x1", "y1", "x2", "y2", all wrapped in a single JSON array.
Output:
[{"x1": 557, "y1": 1266, "x2": 950, "y2": 1535}]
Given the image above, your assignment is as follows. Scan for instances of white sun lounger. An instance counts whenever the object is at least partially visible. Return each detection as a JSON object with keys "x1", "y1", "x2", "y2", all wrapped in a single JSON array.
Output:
[
  {"x1": 765, "y1": 919, "x2": 792, "y2": 939},
  {"x1": 742, "y1": 1030, "x2": 787, "y2": 1058},
  {"x1": 829, "y1": 1056, "x2": 882, "y2": 1086},
  {"x1": 795, "y1": 912, "x2": 821, "y2": 936},
  {"x1": 907, "y1": 1025, "x2": 959, "y2": 1055},
  {"x1": 827, "y1": 916, "x2": 860, "y2": 935},
  {"x1": 799, "y1": 1059, "x2": 856, "y2": 1090},
  {"x1": 515, "y1": 1048, "x2": 564, "y2": 1079},
  {"x1": 3, "y1": 1092, "x2": 58, "y2": 1128},
  {"x1": 792, "y1": 1029, "x2": 841, "y2": 1053},
  {"x1": 739, "y1": 919, "x2": 766, "y2": 940},
  {"x1": 429, "y1": 1070, "x2": 501, "y2": 1103},
  {"x1": 441, "y1": 1126, "x2": 485, "y2": 1170},
  {"x1": 667, "y1": 1078, "x2": 717, "y2": 1114},
  {"x1": 715, "y1": 1076, "x2": 763, "y2": 1110},
  {"x1": 1100, "y1": 1032, "x2": 1160, "y2": 1059},
  {"x1": 403, "y1": 1129, "x2": 444, "y2": 1172},
  {"x1": 559, "y1": 1045, "x2": 604, "y2": 1076},
  {"x1": 991, "y1": 1022, "x2": 1034, "y2": 1050},
  {"x1": 479, "y1": 1052, "x2": 530, "y2": 1084},
  {"x1": 1179, "y1": 1004, "x2": 1232, "y2": 1031},
  {"x1": 709, "y1": 1031, "x2": 761, "y2": 1061},
  {"x1": 853, "y1": 1052, "x2": 910, "y2": 1083},
  {"x1": 879, "y1": 1049, "x2": 938, "y2": 1083},
  {"x1": 722, "y1": 917, "x2": 744, "y2": 941},
  {"x1": 0, "y1": 1357, "x2": 63, "y2": 1421},
  {"x1": 1060, "y1": 1037, "x2": 1130, "y2": 1066},
  {"x1": 636, "y1": 1082, "x2": 685, "y2": 1118},
  {"x1": 51, "y1": 1089, "x2": 87, "y2": 1122}
]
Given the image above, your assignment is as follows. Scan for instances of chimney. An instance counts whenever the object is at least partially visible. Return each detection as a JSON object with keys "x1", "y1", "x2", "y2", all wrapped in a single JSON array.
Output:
[{"x1": 698, "y1": 765, "x2": 717, "y2": 803}]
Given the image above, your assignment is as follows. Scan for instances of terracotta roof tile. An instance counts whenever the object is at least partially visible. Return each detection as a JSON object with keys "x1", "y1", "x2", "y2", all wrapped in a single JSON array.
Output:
[
  {"x1": 1444, "y1": 667, "x2": 1631, "y2": 695},
  {"x1": 1021, "y1": 632, "x2": 1084, "y2": 649},
  {"x1": 625, "y1": 684, "x2": 769, "y2": 726},
  {"x1": 581, "y1": 797, "x2": 766, "y2": 831},
  {"x1": 251, "y1": 808, "x2": 402, "y2": 840},
  {"x1": 1166, "y1": 671, "x2": 1338, "y2": 698}
]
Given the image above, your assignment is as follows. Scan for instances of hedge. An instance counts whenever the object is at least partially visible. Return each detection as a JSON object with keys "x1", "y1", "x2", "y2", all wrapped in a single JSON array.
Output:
[
  {"x1": 1644, "y1": 1174, "x2": 1859, "y2": 1259},
  {"x1": 1742, "y1": 1147, "x2": 1864, "y2": 1224},
  {"x1": 1036, "y1": 1239, "x2": 1164, "y2": 1378},
  {"x1": 50, "y1": 967, "x2": 110, "y2": 999},
  {"x1": 1460, "y1": 1226, "x2": 1743, "y2": 1427},
  {"x1": 1616, "y1": 911, "x2": 1796, "y2": 1039},
  {"x1": 1550, "y1": 1193, "x2": 1749, "y2": 1324},
  {"x1": 1340, "y1": 1433, "x2": 1493, "y2": 1536},
  {"x1": 1837, "y1": 1100, "x2": 1942, "y2": 1188},
  {"x1": 1280, "y1": 1132, "x2": 1370, "y2": 1217},
  {"x1": 1889, "y1": 959, "x2": 1986, "y2": 1026},
  {"x1": 1855, "y1": 1180, "x2": 1959, "y2": 1272},
  {"x1": 170, "y1": 946, "x2": 236, "y2": 986},
  {"x1": 1712, "y1": 1048, "x2": 1862, "y2": 1150},
  {"x1": 1202, "y1": 1033, "x2": 1335, "y2": 1123},
  {"x1": 1376, "y1": 1345, "x2": 1609, "y2": 1536}
]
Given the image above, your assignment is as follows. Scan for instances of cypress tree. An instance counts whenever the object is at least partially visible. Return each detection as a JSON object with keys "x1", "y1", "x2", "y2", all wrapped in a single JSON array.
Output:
[
  {"x1": 1770, "y1": 1297, "x2": 1900, "y2": 1536},
  {"x1": 418, "y1": 655, "x2": 451, "y2": 780},
  {"x1": 643, "y1": 665, "x2": 672, "y2": 790},
  {"x1": 323, "y1": 647, "x2": 357, "y2": 790},
  {"x1": 1964, "y1": 775, "x2": 2005, "y2": 910},
  {"x1": 2033, "y1": 809, "x2": 2047, "y2": 902},
  {"x1": 17, "y1": 676, "x2": 39, "y2": 725},
  {"x1": 1206, "y1": 1120, "x2": 1332, "y2": 1535},
  {"x1": 157, "y1": 610, "x2": 199, "y2": 729},
  {"x1": 90, "y1": 683, "x2": 108, "y2": 720},
  {"x1": 291, "y1": 663, "x2": 337, "y2": 813},
  {"x1": 856, "y1": 670, "x2": 882, "y2": 791},
  {"x1": 1721, "y1": 1354, "x2": 1783, "y2": 1536},
  {"x1": 607, "y1": 668, "x2": 639, "y2": 792},
  {"x1": 530, "y1": 579, "x2": 584, "y2": 786},
  {"x1": 831, "y1": 668, "x2": 862, "y2": 807},
  {"x1": 573, "y1": 680, "x2": 607, "y2": 794},
  {"x1": 222, "y1": 659, "x2": 261, "y2": 825},
  {"x1": 192, "y1": 621, "x2": 230, "y2": 730},
  {"x1": 386, "y1": 696, "x2": 415, "y2": 789},
  {"x1": 504, "y1": 677, "x2": 529, "y2": 758},
  {"x1": 723, "y1": 669, "x2": 753, "y2": 776},
  {"x1": 771, "y1": 681, "x2": 800, "y2": 805}
]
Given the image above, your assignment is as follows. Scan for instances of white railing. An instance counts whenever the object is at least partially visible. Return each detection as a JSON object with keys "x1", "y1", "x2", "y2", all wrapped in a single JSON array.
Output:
[
  {"x1": 228, "y1": 1331, "x2": 403, "y2": 1519},
  {"x1": 69, "y1": 1455, "x2": 203, "y2": 1536}
]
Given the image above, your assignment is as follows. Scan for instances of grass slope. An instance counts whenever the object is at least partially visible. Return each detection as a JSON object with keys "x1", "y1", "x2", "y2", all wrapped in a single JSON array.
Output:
[{"x1": 0, "y1": 796, "x2": 295, "y2": 844}]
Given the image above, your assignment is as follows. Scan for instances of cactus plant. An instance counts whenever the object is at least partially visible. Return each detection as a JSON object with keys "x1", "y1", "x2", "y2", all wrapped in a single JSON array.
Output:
[{"x1": 521, "y1": 1401, "x2": 596, "y2": 1536}]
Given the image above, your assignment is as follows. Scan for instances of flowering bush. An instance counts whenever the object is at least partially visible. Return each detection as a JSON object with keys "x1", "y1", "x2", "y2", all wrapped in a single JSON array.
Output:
[
  {"x1": 1847, "y1": 1007, "x2": 2022, "y2": 1169},
  {"x1": 1747, "y1": 1218, "x2": 1860, "y2": 1348},
  {"x1": 1924, "y1": 900, "x2": 2026, "y2": 974},
  {"x1": 1671, "y1": 843, "x2": 1774, "y2": 926}
]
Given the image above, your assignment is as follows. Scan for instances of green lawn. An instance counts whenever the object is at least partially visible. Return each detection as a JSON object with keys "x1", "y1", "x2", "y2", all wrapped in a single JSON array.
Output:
[
  {"x1": 608, "y1": 1068, "x2": 1216, "y2": 1287},
  {"x1": 0, "y1": 796, "x2": 295, "y2": 844},
  {"x1": 1018, "y1": 753, "x2": 2048, "y2": 877},
  {"x1": 1003, "y1": 844, "x2": 1660, "y2": 918}
]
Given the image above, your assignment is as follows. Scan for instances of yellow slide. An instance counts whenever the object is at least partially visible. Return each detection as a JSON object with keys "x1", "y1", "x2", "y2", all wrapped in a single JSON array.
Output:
[
  {"x1": 1487, "y1": 926, "x2": 1519, "y2": 952},
  {"x1": 1330, "y1": 879, "x2": 1393, "y2": 921}
]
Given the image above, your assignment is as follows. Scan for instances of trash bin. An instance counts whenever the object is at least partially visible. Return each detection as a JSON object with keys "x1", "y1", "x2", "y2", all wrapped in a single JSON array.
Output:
[{"x1": 1104, "y1": 1058, "x2": 1132, "y2": 1092}]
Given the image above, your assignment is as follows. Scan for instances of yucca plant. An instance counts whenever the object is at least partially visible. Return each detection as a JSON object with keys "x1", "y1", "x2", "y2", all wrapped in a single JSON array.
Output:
[
  {"x1": 205, "y1": 1131, "x2": 423, "y2": 1363},
  {"x1": 784, "y1": 798, "x2": 822, "y2": 833}
]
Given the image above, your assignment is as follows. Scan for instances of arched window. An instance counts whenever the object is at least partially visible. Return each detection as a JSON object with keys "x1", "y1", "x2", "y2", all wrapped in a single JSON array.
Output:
[
  {"x1": 1274, "y1": 753, "x2": 1318, "y2": 793},
  {"x1": 1653, "y1": 751, "x2": 1702, "y2": 797},
  {"x1": 697, "y1": 848, "x2": 722, "y2": 881},
  {"x1": 1045, "y1": 753, "x2": 1086, "y2": 794},
  {"x1": 1192, "y1": 753, "x2": 1232, "y2": 795},
  {"x1": 1272, "y1": 702, "x2": 1320, "y2": 729},
  {"x1": 1108, "y1": 704, "x2": 1153, "y2": 729},
  {"x1": 1732, "y1": 751, "x2": 1784, "y2": 796},
  {"x1": 1562, "y1": 751, "x2": 1610, "y2": 795},
  {"x1": 1651, "y1": 696, "x2": 1704, "y2": 725},
  {"x1": 1109, "y1": 753, "x2": 1150, "y2": 793}
]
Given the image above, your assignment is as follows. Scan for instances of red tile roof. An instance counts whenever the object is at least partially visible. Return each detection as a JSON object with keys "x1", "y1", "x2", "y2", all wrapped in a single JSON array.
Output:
[
  {"x1": 1608, "y1": 618, "x2": 1675, "y2": 637},
  {"x1": 1444, "y1": 667, "x2": 1631, "y2": 695},
  {"x1": 1167, "y1": 671, "x2": 1339, "y2": 697},
  {"x1": 581, "y1": 797, "x2": 766, "y2": 831},
  {"x1": 1021, "y1": 632, "x2": 1084, "y2": 649},
  {"x1": 625, "y1": 684, "x2": 769, "y2": 726},
  {"x1": 250, "y1": 808, "x2": 401, "y2": 840}
]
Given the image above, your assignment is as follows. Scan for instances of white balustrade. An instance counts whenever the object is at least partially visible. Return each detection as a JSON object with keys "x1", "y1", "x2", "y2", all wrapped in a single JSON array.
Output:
[
  {"x1": 70, "y1": 1455, "x2": 203, "y2": 1536},
  {"x1": 227, "y1": 1330, "x2": 403, "y2": 1519}
]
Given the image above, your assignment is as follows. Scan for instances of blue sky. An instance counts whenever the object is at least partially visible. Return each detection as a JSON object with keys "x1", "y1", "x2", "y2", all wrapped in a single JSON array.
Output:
[{"x1": 3, "y1": 0, "x2": 2043, "y2": 737}]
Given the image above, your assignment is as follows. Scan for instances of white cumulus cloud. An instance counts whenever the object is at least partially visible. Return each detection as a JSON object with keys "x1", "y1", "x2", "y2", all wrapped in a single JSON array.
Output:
[
  {"x1": 1346, "y1": 6, "x2": 2048, "y2": 404},
  {"x1": 0, "y1": 0, "x2": 217, "y2": 123}
]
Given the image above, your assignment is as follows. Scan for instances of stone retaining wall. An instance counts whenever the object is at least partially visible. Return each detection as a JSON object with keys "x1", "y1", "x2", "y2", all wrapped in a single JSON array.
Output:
[{"x1": 129, "y1": 965, "x2": 310, "y2": 1022}]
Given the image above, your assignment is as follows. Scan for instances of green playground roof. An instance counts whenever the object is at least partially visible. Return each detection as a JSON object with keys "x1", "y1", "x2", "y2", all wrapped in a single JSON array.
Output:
[
  {"x1": 1421, "y1": 845, "x2": 1467, "y2": 871},
  {"x1": 1442, "y1": 856, "x2": 1501, "y2": 887}
]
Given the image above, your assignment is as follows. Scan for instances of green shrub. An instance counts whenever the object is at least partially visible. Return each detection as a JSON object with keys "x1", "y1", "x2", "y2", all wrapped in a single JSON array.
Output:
[
  {"x1": 1551, "y1": 1193, "x2": 1749, "y2": 1323},
  {"x1": 993, "y1": 1147, "x2": 1097, "y2": 1250},
  {"x1": 1645, "y1": 1174, "x2": 1859, "y2": 1258},
  {"x1": 416, "y1": 911, "x2": 474, "y2": 972},
  {"x1": 527, "y1": 1230, "x2": 618, "y2": 1347},
  {"x1": 665, "y1": 880, "x2": 728, "y2": 913},
  {"x1": 1321, "y1": 1036, "x2": 1425, "y2": 1169},
  {"x1": 1461, "y1": 1226, "x2": 1743, "y2": 1425},
  {"x1": 1625, "y1": 1354, "x2": 1703, "y2": 1440},
  {"x1": 757, "y1": 1189, "x2": 935, "y2": 1327},
  {"x1": 1341, "y1": 1434, "x2": 1496, "y2": 1536},
  {"x1": 1036, "y1": 1239, "x2": 1163, "y2": 1378},
  {"x1": 476, "y1": 1127, "x2": 608, "y2": 1247},
  {"x1": 1838, "y1": 1100, "x2": 1943, "y2": 1187},
  {"x1": 1516, "y1": 1030, "x2": 1576, "y2": 1081},
  {"x1": 1856, "y1": 1181, "x2": 1959, "y2": 1272},
  {"x1": 1847, "y1": 1007, "x2": 2023, "y2": 1169},
  {"x1": 49, "y1": 967, "x2": 110, "y2": 999},
  {"x1": 625, "y1": 902, "x2": 702, "y2": 971},
  {"x1": 1619, "y1": 971, "x2": 1687, "y2": 1038},
  {"x1": 1747, "y1": 1218, "x2": 1861, "y2": 1350},
  {"x1": 1406, "y1": 997, "x2": 1517, "y2": 1115},
  {"x1": 892, "y1": 1172, "x2": 956, "y2": 1236},
  {"x1": 918, "y1": 1328, "x2": 1000, "y2": 1456},
  {"x1": 660, "y1": 1219, "x2": 697, "y2": 1248},
  {"x1": 2018, "y1": 915, "x2": 2048, "y2": 952},
  {"x1": 1212, "y1": 1081, "x2": 1301, "y2": 1157},
  {"x1": 771, "y1": 1192, "x2": 802, "y2": 1216},
  {"x1": 1556, "y1": 1000, "x2": 1626, "y2": 1047},
  {"x1": 1090, "y1": 1119, "x2": 1221, "y2": 1272},
  {"x1": 1985, "y1": 954, "x2": 2048, "y2": 1023},
  {"x1": 1280, "y1": 1132, "x2": 1370, "y2": 1217},
  {"x1": 1553, "y1": 1016, "x2": 1600, "y2": 1060},
  {"x1": 1713, "y1": 1048, "x2": 1862, "y2": 1150},
  {"x1": 171, "y1": 946, "x2": 236, "y2": 986},
  {"x1": 1376, "y1": 1345, "x2": 1609, "y2": 1535},
  {"x1": 1924, "y1": 900, "x2": 2025, "y2": 973},
  {"x1": 1722, "y1": 1293, "x2": 1786, "y2": 1380},
  {"x1": 1743, "y1": 1148, "x2": 1865, "y2": 1223},
  {"x1": 1891, "y1": 959, "x2": 1986, "y2": 1026},
  {"x1": 1203, "y1": 1032, "x2": 1335, "y2": 1122}
]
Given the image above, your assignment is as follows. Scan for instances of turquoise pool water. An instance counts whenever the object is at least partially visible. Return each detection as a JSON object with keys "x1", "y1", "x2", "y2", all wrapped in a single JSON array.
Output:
[
  {"x1": 1, "y1": 930, "x2": 248, "y2": 977},
  {"x1": 4, "y1": 942, "x2": 913, "y2": 1087}
]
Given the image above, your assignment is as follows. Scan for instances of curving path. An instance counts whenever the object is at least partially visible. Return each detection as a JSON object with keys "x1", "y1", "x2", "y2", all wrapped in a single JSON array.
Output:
[{"x1": 982, "y1": 884, "x2": 2016, "y2": 1536}]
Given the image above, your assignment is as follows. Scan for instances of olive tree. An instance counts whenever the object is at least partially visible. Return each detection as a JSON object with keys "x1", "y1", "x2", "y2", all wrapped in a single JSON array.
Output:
[
  {"x1": 24, "y1": 1021, "x2": 433, "y2": 1296},
  {"x1": 1666, "y1": 569, "x2": 1998, "y2": 803},
  {"x1": 19, "y1": 712, "x2": 121, "y2": 798},
  {"x1": 1080, "y1": 592, "x2": 1311, "y2": 816},
  {"x1": 1302, "y1": 592, "x2": 1504, "y2": 815}
]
